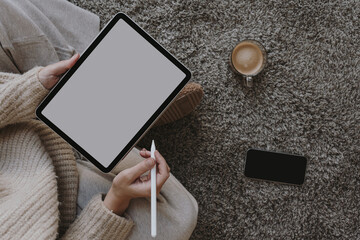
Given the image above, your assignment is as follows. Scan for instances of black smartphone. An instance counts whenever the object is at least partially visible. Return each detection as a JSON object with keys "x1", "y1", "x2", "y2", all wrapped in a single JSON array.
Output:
[{"x1": 244, "y1": 149, "x2": 307, "y2": 185}]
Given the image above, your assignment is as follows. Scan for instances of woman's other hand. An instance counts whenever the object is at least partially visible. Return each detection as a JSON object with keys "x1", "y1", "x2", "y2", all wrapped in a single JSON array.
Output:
[
  {"x1": 103, "y1": 149, "x2": 170, "y2": 216},
  {"x1": 38, "y1": 53, "x2": 80, "y2": 90}
]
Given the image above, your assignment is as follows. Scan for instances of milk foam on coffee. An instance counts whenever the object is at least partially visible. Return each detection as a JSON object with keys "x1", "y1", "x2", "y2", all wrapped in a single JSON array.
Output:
[{"x1": 231, "y1": 41, "x2": 264, "y2": 75}]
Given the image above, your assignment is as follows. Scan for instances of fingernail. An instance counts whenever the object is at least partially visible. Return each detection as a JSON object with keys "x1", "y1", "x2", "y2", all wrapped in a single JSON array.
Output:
[{"x1": 72, "y1": 53, "x2": 79, "y2": 59}]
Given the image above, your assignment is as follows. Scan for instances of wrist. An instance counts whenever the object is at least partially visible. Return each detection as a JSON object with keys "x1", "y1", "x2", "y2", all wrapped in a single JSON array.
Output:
[{"x1": 103, "y1": 187, "x2": 131, "y2": 216}]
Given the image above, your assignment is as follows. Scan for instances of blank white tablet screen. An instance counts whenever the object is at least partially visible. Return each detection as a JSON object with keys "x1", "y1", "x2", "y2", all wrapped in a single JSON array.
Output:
[{"x1": 42, "y1": 19, "x2": 186, "y2": 168}]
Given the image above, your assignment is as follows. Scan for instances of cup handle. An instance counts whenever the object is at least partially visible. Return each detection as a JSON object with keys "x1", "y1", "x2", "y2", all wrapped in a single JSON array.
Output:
[{"x1": 245, "y1": 76, "x2": 253, "y2": 87}]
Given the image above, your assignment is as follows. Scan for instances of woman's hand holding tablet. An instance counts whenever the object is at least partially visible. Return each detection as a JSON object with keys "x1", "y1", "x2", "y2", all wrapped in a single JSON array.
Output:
[{"x1": 38, "y1": 53, "x2": 80, "y2": 90}]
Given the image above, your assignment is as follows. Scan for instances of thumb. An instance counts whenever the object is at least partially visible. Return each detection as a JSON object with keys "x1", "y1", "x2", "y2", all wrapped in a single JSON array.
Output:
[
  {"x1": 125, "y1": 158, "x2": 156, "y2": 182},
  {"x1": 48, "y1": 53, "x2": 80, "y2": 76}
]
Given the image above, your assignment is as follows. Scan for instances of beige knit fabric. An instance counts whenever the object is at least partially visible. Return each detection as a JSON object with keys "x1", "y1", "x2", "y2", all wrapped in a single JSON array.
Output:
[{"x1": 0, "y1": 67, "x2": 134, "y2": 239}]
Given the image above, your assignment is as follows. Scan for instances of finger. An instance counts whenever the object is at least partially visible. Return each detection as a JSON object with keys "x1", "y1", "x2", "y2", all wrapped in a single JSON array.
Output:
[
  {"x1": 155, "y1": 151, "x2": 170, "y2": 187},
  {"x1": 139, "y1": 174, "x2": 150, "y2": 183},
  {"x1": 123, "y1": 157, "x2": 155, "y2": 183},
  {"x1": 165, "y1": 161, "x2": 170, "y2": 171},
  {"x1": 139, "y1": 149, "x2": 151, "y2": 158},
  {"x1": 48, "y1": 53, "x2": 80, "y2": 76},
  {"x1": 130, "y1": 179, "x2": 152, "y2": 197},
  {"x1": 68, "y1": 53, "x2": 80, "y2": 67}
]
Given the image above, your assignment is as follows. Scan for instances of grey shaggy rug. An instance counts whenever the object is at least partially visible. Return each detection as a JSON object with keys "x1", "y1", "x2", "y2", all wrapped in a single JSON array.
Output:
[{"x1": 70, "y1": 0, "x2": 359, "y2": 239}]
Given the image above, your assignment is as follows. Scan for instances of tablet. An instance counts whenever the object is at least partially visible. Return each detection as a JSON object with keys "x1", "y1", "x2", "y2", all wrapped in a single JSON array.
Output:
[{"x1": 36, "y1": 13, "x2": 191, "y2": 172}]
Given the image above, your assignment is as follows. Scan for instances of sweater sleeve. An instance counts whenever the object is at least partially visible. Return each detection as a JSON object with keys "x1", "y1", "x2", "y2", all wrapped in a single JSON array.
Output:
[
  {"x1": 62, "y1": 194, "x2": 134, "y2": 240},
  {"x1": 0, "y1": 71, "x2": 19, "y2": 83},
  {"x1": 0, "y1": 67, "x2": 49, "y2": 129}
]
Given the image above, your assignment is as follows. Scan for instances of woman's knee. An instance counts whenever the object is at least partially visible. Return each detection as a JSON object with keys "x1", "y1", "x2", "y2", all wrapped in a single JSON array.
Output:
[
  {"x1": 126, "y1": 173, "x2": 198, "y2": 239},
  {"x1": 177, "y1": 192, "x2": 198, "y2": 239},
  {"x1": 160, "y1": 175, "x2": 198, "y2": 239}
]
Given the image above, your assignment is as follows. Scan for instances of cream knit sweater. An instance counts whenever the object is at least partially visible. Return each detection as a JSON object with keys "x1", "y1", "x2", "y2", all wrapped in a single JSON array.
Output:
[{"x1": 0, "y1": 67, "x2": 134, "y2": 239}]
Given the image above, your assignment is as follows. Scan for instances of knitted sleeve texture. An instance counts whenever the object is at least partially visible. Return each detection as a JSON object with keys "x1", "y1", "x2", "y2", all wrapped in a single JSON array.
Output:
[
  {"x1": 0, "y1": 67, "x2": 49, "y2": 128},
  {"x1": 62, "y1": 194, "x2": 134, "y2": 240},
  {"x1": 0, "y1": 68, "x2": 135, "y2": 239}
]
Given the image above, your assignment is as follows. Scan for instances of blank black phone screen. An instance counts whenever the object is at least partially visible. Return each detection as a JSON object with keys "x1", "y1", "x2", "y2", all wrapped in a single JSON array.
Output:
[{"x1": 245, "y1": 149, "x2": 307, "y2": 185}]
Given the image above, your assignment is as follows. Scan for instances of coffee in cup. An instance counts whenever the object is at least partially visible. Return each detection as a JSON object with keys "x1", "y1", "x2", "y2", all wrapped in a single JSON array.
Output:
[{"x1": 230, "y1": 40, "x2": 267, "y2": 87}]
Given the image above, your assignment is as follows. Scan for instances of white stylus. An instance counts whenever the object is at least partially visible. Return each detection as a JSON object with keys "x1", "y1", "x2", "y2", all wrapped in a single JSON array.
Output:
[{"x1": 151, "y1": 140, "x2": 157, "y2": 238}]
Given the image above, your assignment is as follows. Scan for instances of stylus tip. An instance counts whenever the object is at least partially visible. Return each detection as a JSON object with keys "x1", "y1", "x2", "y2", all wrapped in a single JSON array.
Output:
[{"x1": 151, "y1": 140, "x2": 156, "y2": 155}]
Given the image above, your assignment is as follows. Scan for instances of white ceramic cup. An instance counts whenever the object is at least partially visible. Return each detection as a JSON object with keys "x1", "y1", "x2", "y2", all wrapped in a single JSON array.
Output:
[{"x1": 230, "y1": 39, "x2": 267, "y2": 87}]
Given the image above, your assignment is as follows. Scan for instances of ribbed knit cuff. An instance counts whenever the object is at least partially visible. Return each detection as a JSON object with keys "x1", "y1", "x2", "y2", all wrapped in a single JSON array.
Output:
[
  {"x1": 22, "y1": 66, "x2": 50, "y2": 113},
  {"x1": 62, "y1": 194, "x2": 134, "y2": 240},
  {"x1": 11, "y1": 67, "x2": 48, "y2": 118},
  {"x1": 17, "y1": 67, "x2": 49, "y2": 121},
  {"x1": 0, "y1": 66, "x2": 50, "y2": 128}
]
